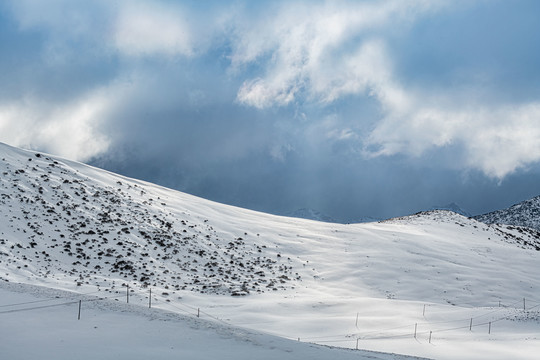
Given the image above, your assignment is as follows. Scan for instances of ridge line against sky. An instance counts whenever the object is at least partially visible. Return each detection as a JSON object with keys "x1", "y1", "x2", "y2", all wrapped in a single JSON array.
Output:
[{"x1": 1, "y1": 0, "x2": 540, "y2": 221}]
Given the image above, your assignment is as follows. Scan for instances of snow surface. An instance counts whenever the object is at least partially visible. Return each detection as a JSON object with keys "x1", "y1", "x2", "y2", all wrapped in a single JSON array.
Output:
[
  {"x1": 1, "y1": 142, "x2": 540, "y2": 359},
  {"x1": 1, "y1": 282, "x2": 420, "y2": 360}
]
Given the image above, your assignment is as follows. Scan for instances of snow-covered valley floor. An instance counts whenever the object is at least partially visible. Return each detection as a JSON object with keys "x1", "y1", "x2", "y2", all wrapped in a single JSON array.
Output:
[{"x1": 1, "y1": 142, "x2": 540, "y2": 359}]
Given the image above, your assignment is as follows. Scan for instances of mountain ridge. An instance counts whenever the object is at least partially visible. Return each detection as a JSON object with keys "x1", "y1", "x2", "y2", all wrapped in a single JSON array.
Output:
[
  {"x1": 286, "y1": 208, "x2": 338, "y2": 223},
  {"x1": 474, "y1": 195, "x2": 540, "y2": 231}
]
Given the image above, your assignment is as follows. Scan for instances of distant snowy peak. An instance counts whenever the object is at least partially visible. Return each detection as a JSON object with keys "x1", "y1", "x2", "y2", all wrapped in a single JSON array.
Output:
[
  {"x1": 286, "y1": 208, "x2": 379, "y2": 224},
  {"x1": 286, "y1": 208, "x2": 337, "y2": 223},
  {"x1": 474, "y1": 195, "x2": 540, "y2": 231},
  {"x1": 429, "y1": 202, "x2": 472, "y2": 217},
  {"x1": 351, "y1": 216, "x2": 381, "y2": 224}
]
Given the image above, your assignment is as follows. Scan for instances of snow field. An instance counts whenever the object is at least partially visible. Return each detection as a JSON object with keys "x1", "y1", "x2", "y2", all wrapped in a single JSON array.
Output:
[
  {"x1": 2, "y1": 142, "x2": 540, "y2": 359},
  {"x1": 0, "y1": 283, "x2": 426, "y2": 360}
]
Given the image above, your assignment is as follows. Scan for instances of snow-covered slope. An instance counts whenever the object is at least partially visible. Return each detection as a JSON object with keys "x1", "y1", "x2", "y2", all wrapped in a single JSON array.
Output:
[
  {"x1": 474, "y1": 196, "x2": 540, "y2": 231},
  {"x1": 0, "y1": 143, "x2": 303, "y2": 296},
  {"x1": 1, "y1": 142, "x2": 540, "y2": 360},
  {"x1": 1, "y1": 282, "x2": 424, "y2": 360}
]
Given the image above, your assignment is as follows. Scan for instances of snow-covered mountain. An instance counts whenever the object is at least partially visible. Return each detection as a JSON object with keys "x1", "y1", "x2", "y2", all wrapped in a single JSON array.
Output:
[
  {"x1": 2, "y1": 142, "x2": 540, "y2": 360},
  {"x1": 286, "y1": 208, "x2": 337, "y2": 223},
  {"x1": 474, "y1": 196, "x2": 540, "y2": 231},
  {"x1": 286, "y1": 208, "x2": 380, "y2": 224},
  {"x1": 428, "y1": 202, "x2": 472, "y2": 217},
  {"x1": 351, "y1": 215, "x2": 381, "y2": 223}
]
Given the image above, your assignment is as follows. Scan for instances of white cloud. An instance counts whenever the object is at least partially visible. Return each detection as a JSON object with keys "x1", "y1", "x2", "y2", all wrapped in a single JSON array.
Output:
[
  {"x1": 237, "y1": 77, "x2": 300, "y2": 109},
  {"x1": 113, "y1": 1, "x2": 194, "y2": 57},
  {"x1": 231, "y1": 0, "x2": 540, "y2": 179},
  {"x1": 8, "y1": 0, "x2": 197, "y2": 59},
  {"x1": 365, "y1": 98, "x2": 540, "y2": 178},
  {"x1": 0, "y1": 89, "x2": 114, "y2": 162},
  {"x1": 233, "y1": 0, "x2": 443, "y2": 107},
  {"x1": 5, "y1": 0, "x2": 539, "y2": 179},
  {"x1": 462, "y1": 104, "x2": 540, "y2": 177}
]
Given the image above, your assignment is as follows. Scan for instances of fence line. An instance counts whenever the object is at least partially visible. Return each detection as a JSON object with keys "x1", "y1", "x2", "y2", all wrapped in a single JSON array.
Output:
[
  {"x1": 1, "y1": 283, "x2": 540, "y2": 349},
  {"x1": 0, "y1": 300, "x2": 78, "y2": 314}
]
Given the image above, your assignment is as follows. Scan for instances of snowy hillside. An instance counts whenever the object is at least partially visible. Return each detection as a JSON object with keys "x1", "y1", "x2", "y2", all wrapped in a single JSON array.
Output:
[
  {"x1": 2, "y1": 142, "x2": 540, "y2": 360},
  {"x1": 474, "y1": 195, "x2": 540, "y2": 231},
  {"x1": 0, "y1": 144, "x2": 301, "y2": 296}
]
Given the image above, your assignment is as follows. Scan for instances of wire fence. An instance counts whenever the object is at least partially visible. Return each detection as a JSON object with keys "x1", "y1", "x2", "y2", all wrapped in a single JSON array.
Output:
[{"x1": 1, "y1": 283, "x2": 539, "y2": 349}]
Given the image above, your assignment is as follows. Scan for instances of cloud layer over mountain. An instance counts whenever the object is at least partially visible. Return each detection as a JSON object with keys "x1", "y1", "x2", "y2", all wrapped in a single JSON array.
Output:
[{"x1": 1, "y1": 0, "x2": 540, "y2": 220}]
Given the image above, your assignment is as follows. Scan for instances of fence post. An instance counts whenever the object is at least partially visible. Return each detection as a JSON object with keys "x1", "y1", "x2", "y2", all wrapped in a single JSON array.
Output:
[
  {"x1": 149, "y1": 288, "x2": 152, "y2": 309},
  {"x1": 423, "y1": 304, "x2": 426, "y2": 317},
  {"x1": 126, "y1": 285, "x2": 129, "y2": 304},
  {"x1": 469, "y1": 318, "x2": 472, "y2": 331},
  {"x1": 197, "y1": 308, "x2": 200, "y2": 318},
  {"x1": 488, "y1": 322, "x2": 491, "y2": 334},
  {"x1": 355, "y1": 312, "x2": 359, "y2": 328},
  {"x1": 356, "y1": 338, "x2": 359, "y2": 350},
  {"x1": 78, "y1": 300, "x2": 81, "y2": 320},
  {"x1": 429, "y1": 331, "x2": 432, "y2": 344},
  {"x1": 414, "y1": 323, "x2": 417, "y2": 339}
]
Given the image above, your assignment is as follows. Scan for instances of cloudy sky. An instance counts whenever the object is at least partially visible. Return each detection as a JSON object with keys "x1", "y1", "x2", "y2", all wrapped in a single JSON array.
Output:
[{"x1": 1, "y1": 0, "x2": 540, "y2": 222}]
